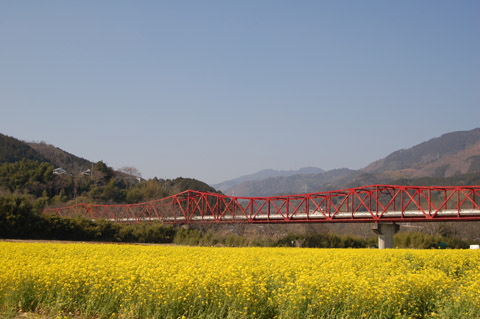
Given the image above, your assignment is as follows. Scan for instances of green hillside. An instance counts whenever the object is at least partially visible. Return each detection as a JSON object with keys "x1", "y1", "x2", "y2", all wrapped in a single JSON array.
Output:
[
  {"x1": 0, "y1": 133, "x2": 48, "y2": 164},
  {"x1": 0, "y1": 133, "x2": 218, "y2": 207},
  {"x1": 0, "y1": 134, "x2": 92, "y2": 175},
  {"x1": 28, "y1": 142, "x2": 92, "y2": 175}
]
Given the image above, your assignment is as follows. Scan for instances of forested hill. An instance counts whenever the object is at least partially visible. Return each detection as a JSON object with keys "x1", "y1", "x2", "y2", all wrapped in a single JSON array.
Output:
[
  {"x1": 0, "y1": 157, "x2": 217, "y2": 206},
  {"x1": 0, "y1": 133, "x2": 92, "y2": 174},
  {"x1": 28, "y1": 142, "x2": 92, "y2": 175},
  {"x1": 0, "y1": 132, "x2": 219, "y2": 207},
  {"x1": 0, "y1": 133, "x2": 48, "y2": 164}
]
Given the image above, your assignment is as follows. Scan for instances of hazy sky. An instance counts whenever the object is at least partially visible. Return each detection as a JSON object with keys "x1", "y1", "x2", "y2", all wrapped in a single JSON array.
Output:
[{"x1": 1, "y1": 1, "x2": 479, "y2": 184}]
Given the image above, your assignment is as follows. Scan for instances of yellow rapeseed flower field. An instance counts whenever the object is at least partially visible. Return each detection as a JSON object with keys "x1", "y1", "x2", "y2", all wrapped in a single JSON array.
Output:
[{"x1": 0, "y1": 242, "x2": 479, "y2": 318}]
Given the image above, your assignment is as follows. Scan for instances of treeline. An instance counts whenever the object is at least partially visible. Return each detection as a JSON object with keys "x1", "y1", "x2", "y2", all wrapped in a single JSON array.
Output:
[
  {"x1": 0, "y1": 159, "x2": 217, "y2": 207},
  {"x1": 0, "y1": 195, "x2": 174, "y2": 243},
  {"x1": 173, "y1": 229, "x2": 375, "y2": 248},
  {"x1": 173, "y1": 227, "x2": 472, "y2": 249},
  {"x1": 394, "y1": 232, "x2": 469, "y2": 249},
  {"x1": 0, "y1": 159, "x2": 219, "y2": 242}
]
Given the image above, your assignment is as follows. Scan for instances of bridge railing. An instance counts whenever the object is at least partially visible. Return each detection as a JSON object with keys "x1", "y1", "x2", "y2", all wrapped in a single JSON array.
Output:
[{"x1": 43, "y1": 185, "x2": 480, "y2": 224}]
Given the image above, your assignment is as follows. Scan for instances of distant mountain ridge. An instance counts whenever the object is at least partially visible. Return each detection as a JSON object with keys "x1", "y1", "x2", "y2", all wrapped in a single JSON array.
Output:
[
  {"x1": 215, "y1": 128, "x2": 480, "y2": 196},
  {"x1": 222, "y1": 168, "x2": 358, "y2": 197},
  {"x1": 363, "y1": 128, "x2": 480, "y2": 178},
  {"x1": 213, "y1": 167, "x2": 324, "y2": 193}
]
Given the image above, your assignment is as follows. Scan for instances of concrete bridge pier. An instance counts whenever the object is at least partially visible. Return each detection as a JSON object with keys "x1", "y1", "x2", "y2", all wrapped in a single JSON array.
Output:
[{"x1": 372, "y1": 223, "x2": 400, "y2": 249}]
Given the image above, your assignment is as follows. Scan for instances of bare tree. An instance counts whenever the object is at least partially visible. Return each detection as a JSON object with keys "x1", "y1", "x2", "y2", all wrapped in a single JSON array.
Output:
[
  {"x1": 118, "y1": 166, "x2": 142, "y2": 188},
  {"x1": 118, "y1": 166, "x2": 142, "y2": 178}
]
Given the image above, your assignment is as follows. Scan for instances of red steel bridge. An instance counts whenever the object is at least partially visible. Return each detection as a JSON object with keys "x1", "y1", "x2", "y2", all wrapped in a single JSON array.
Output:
[{"x1": 44, "y1": 185, "x2": 480, "y2": 224}]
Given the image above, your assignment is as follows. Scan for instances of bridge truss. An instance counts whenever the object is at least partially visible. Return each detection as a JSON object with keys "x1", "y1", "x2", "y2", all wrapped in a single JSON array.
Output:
[{"x1": 43, "y1": 185, "x2": 480, "y2": 224}]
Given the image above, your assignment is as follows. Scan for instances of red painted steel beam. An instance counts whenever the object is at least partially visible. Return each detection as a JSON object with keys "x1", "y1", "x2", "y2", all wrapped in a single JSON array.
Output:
[{"x1": 42, "y1": 185, "x2": 480, "y2": 224}]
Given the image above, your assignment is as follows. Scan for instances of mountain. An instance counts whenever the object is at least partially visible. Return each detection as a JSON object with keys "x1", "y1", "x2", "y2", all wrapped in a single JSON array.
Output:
[
  {"x1": 0, "y1": 133, "x2": 93, "y2": 174},
  {"x1": 220, "y1": 168, "x2": 358, "y2": 197},
  {"x1": 28, "y1": 142, "x2": 92, "y2": 174},
  {"x1": 0, "y1": 132, "x2": 219, "y2": 205},
  {"x1": 213, "y1": 167, "x2": 324, "y2": 193},
  {"x1": 4, "y1": 128, "x2": 478, "y2": 199},
  {"x1": 0, "y1": 133, "x2": 48, "y2": 164},
  {"x1": 363, "y1": 128, "x2": 480, "y2": 179},
  {"x1": 216, "y1": 128, "x2": 480, "y2": 196}
]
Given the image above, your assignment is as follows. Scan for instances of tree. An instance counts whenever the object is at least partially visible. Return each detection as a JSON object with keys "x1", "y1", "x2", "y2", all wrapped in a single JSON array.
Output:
[
  {"x1": 126, "y1": 179, "x2": 165, "y2": 203},
  {"x1": 118, "y1": 166, "x2": 142, "y2": 179},
  {"x1": 91, "y1": 161, "x2": 114, "y2": 188},
  {"x1": 0, "y1": 160, "x2": 55, "y2": 197},
  {"x1": 118, "y1": 166, "x2": 142, "y2": 189}
]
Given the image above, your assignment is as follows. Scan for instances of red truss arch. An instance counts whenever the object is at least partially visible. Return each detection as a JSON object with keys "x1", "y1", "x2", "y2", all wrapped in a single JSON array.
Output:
[{"x1": 43, "y1": 185, "x2": 480, "y2": 224}]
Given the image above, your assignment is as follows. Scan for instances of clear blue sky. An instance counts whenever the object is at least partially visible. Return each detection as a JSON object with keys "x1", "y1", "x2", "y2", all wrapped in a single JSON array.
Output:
[{"x1": 1, "y1": 1, "x2": 479, "y2": 184}]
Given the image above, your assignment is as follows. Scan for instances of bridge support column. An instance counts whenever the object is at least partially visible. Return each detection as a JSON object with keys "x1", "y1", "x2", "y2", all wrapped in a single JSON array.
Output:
[{"x1": 372, "y1": 223, "x2": 399, "y2": 249}]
